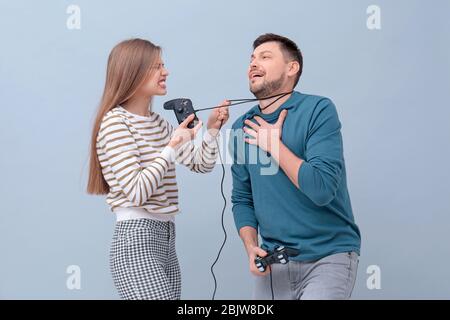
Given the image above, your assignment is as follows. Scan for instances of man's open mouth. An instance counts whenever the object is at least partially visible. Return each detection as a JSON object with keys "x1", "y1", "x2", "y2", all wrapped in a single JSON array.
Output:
[{"x1": 250, "y1": 72, "x2": 264, "y2": 80}]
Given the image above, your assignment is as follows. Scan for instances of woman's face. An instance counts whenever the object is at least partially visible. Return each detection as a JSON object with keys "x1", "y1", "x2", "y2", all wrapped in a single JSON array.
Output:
[{"x1": 137, "y1": 56, "x2": 169, "y2": 97}]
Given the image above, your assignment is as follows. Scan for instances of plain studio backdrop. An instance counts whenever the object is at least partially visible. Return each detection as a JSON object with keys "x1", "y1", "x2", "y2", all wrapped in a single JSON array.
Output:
[{"x1": 0, "y1": 0, "x2": 449, "y2": 299}]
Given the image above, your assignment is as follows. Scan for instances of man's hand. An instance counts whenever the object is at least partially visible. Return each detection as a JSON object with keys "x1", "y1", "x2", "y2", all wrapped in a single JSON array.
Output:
[
  {"x1": 247, "y1": 245, "x2": 271, "y2": 276},
  {"x1": 243, "y1": 109, "x2": 288, "y2": 153}
]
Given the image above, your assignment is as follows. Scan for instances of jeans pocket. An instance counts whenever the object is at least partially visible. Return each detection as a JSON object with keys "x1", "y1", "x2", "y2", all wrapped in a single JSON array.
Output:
[
  {"x1": 321, "y1": 252, "x2": 353, "y2": 267},
  {"x1": 342, "y1": 252, "x2": 358, "y2": 299}
]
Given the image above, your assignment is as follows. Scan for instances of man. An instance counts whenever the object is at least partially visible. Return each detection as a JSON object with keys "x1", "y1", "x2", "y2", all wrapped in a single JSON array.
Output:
[{"x1": 229, "y1": 33, "x2": 361, "y2": 300}]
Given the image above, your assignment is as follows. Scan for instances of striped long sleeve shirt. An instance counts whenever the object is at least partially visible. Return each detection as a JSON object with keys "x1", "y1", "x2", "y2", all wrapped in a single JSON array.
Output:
[{"x1": 96, "y1": 106, "x2": 218, "y2": 215}]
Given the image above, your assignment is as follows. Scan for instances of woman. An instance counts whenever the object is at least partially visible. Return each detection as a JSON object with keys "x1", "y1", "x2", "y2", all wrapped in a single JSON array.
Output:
[{"x1": 87, "y1": 38, "x2": 229, "y2": 299}]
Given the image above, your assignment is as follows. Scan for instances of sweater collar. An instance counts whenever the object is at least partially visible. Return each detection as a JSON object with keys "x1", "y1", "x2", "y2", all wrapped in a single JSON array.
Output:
[{"x1": 244, "y1": 91, "x2": 300, "y2": 123}]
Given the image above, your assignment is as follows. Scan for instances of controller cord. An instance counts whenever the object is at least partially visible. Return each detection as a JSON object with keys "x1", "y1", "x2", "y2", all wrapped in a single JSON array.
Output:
[
  {"x1": 207, "y1": 92, "x2": 291, "y2": 300},
  {"x1": 210, "y1": 120, "x2": 227, "y2": 300},
  {"x1": 194, "y1": 91, "x2": 293, "y2": 113},
  {"x1": 269, "y1": 265, "x2": 274, "y2": 300}
]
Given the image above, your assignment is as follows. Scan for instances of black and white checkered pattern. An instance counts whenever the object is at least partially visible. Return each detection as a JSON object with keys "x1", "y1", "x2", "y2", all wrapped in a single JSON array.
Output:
[{"x1": 109, "y1": 218, "x2": 181, "y2": 300}]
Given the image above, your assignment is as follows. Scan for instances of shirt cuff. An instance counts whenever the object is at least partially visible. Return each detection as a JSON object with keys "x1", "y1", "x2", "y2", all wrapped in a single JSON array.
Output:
[
  {"x1": 160, "y1": 145, "x2": 176, "y2": 163},
  {"x1": 204, "y1": 129, "x2": 219, "y2": 145}
]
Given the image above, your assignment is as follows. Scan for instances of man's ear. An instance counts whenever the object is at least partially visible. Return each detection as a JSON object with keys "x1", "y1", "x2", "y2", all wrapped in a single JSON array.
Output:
[{"x1": 288, "y1": 61, "x2": 300, "y2": 78}]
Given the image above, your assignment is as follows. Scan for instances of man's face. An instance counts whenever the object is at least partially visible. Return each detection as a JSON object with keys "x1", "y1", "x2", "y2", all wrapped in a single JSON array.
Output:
[{"x1": 248, "y1": 41, "x2": 290, "y2": 98}]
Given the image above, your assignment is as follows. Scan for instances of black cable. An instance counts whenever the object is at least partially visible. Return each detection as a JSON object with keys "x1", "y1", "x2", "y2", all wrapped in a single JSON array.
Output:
[
  {"x1": 227, "y1": 90, "x2": 293, "y2": 104},
  {"x1": 258, "y1": 92, "x2": 291, "y2": 111},
  {"x1": 207, "y1": 92, "x2": 290, "y2": 300},
  {"x1": 210, "y1": 120, "x2": 227, "y2": 300},
  {"x1": 194, "y1": 91, "x2": 293, "y2": 113},
  {"x1": 269, "y1": 265, "x2": 274, "y2": 300}
]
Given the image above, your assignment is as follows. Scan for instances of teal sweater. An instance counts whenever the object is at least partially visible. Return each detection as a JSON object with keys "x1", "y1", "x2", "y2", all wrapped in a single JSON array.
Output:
[{"x1": 229, "y1": 91, "x2": 361, "y2": 261}]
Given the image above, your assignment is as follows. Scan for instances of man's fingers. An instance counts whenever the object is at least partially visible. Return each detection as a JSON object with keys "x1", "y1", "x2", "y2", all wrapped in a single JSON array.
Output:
[
  {"x1": 250, "y1": 256, "x2": 270, "y2": 276},
  {"x1": 254, "y1": 247, "x2": 268, "y2": 258},
  {"x1": 276, "y1": 109, "x2": 288, "y2": 126},
  {"x1": 255, "y1": 266, "x2": 270, "y2": 276},
  {"x1": 243, "y1": 127, "x2": 257, "y2": 138},
  {"x1": 253, "y1": 116, "x2": 266, "y2": 126},
  {"x1": 244, "y1": 138, "x2": 257, "y2": 145},
  {"x1": 250, "y1": 259, "x2": 270, "y2": 275},
  {"x1": 244, "y1": 119, "x2": 260, "y2": 132},
  {"x1": 251, "y1": 268, "x2": 269, "y2": 277}
]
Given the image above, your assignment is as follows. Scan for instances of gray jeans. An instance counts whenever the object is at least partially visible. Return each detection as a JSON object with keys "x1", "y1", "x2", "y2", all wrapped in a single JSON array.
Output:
[{"x1": 253, "y1": 251, "x2": 359, "y2": 300}]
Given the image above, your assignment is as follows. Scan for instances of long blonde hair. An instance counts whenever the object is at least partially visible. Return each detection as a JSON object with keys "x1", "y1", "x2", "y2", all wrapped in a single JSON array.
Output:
[{"x1": 87, "y1": 38, "x2": 161, "y2": 195}]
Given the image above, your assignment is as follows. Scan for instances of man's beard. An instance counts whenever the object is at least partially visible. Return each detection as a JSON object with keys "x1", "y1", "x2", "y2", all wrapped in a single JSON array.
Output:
[{"x1": 250, "y1": 74, "x2": 286, "y2": 99}]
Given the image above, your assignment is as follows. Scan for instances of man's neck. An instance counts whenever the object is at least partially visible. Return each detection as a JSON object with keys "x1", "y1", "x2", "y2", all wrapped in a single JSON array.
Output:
[
  {"x1": 259, "y1": 90, "x2": 293, "y2": 114},
  {"x1": 122, "y1": 95, "x2": 152, "y2": 117}
]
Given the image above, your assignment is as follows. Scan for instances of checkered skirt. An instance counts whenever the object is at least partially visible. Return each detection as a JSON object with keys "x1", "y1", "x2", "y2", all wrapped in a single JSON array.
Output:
[{"x1": 109, "y1": 218, "x2": 181, "y2": 300}]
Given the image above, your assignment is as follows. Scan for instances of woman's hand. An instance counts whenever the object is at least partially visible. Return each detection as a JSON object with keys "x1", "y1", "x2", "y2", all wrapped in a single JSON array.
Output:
[
  {"x1": 168, "y1": 114, "x2": 203, "y2": 149},
  {"x1": 206, "y1": 100, "x2": 230, "y2": 136}
]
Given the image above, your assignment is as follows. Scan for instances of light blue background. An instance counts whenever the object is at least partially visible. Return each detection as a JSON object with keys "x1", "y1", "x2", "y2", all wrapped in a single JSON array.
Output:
[{"x1": 1, "y1": 0, "x2": 449, "y2": 299}]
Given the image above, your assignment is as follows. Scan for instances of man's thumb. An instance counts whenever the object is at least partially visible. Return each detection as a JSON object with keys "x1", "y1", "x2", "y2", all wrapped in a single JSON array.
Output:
[
  {"x1": 255, "y1": 247, "x2": 268, "y2": 258},
  {"x1": 277, "y1": 110, "x2": 288, "y2": 126}
]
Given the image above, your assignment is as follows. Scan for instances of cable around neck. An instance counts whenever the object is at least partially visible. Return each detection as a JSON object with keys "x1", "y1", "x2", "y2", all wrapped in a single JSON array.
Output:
[{"x1": 193, "y1": 91, "x2": 294, "y2": 113}]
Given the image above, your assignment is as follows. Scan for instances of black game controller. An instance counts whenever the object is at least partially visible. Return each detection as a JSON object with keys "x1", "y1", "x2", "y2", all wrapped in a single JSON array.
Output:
[
  {"x1": 163, "y1": 98, "x2": 199, "y2": 129},
  {"x1": 254, "y1": 246, "x2": 300, "y2": 272}
]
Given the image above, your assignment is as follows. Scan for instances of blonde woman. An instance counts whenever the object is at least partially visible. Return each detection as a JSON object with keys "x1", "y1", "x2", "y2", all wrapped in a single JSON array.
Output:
[{"x1": 87, "y1": 38, "x2": 229, "y2": 300}]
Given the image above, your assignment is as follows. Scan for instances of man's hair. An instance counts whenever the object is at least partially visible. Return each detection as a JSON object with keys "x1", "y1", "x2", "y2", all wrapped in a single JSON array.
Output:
[{"x1": 253, "y1": 33, "x2": 303, "y2": 88}]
